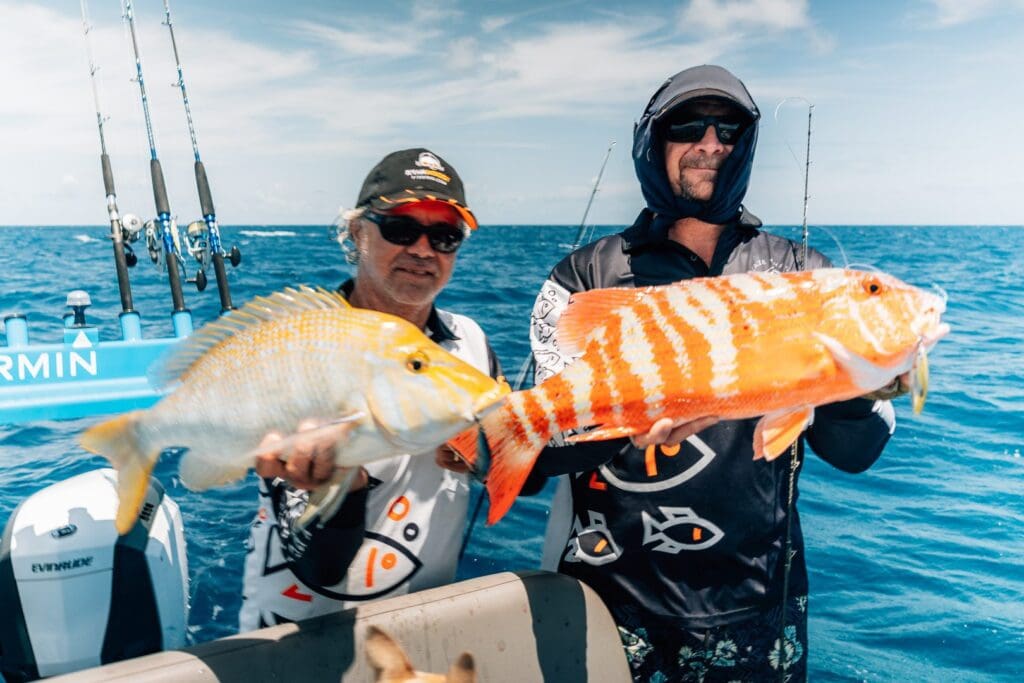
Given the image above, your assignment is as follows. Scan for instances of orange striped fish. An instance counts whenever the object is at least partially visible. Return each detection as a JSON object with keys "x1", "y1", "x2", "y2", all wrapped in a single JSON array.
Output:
[{"x1": 450, "y1": 268, "x2": 949, "y2": 524}]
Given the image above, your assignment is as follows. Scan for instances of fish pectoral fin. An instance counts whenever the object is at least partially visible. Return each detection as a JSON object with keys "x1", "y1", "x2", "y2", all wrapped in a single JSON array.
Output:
[
  {"x1": 753, "y1": 407, "x2": 813, "y2": 461},
  {"x1": 295, "y1": 467, "x2": 360, "y2": 533},
  {"x1": 814, "y1": 333, "x2": 896, "y2": 392},
  {"x1": 565, "y1": 425, "x2": 641, "y2": 443},
  {"x1": 179, "y1": 451, "x2": 250, "y2": 491},
  {"x1": 246, "y1": 412, "x2": 365, "y2": 463}
]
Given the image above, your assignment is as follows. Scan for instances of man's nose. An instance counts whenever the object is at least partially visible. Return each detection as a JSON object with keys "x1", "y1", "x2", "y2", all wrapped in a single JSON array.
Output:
[
  {"x1": 406, "y1": 232, "x2": 436, "y2": 257},
  {"x1": 693, "y1": 124, "x2": 725, "y2": 153}
]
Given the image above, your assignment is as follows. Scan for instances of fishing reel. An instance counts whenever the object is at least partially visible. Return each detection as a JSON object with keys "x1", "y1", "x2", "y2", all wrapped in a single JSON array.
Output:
[
  {"x1": 119, "y1": 213, "x2": 143, "y2": 267},
  {"x1": 144, "y1": 217, "x2": 186, "y2": 274},
  {"x1": 184, "y1": 220, "x2": 211, "y2": 291}
]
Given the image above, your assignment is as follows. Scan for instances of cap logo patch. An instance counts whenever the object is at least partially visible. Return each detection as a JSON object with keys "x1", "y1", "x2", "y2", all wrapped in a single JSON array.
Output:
[
  {"x1": 405, "y1": 152, "x2": 451, "y2": 185},
  {"x1": 415, "y1": 152, "x2": 445, "y2": 172}
]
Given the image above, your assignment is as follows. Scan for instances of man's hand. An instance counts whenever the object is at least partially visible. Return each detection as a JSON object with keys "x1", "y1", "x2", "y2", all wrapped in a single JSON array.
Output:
[
  {"x1": 435, "y1": 444, "x2": 471, "y2": 474},
  {"x1": 630, "y1": 416, "x2": 720, "y2": 449},
  {"x1": 863, "y1": 372, "x2": 912, "y2": 402},
  {"x1": 254, "y1": 418, "x2": 367, "y2": 491}
]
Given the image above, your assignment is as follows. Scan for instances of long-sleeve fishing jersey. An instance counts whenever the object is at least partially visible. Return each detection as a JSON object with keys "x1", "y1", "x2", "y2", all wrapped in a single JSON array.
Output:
[
  {"x1": 529, "y1": 210, "x2": 896, "y2": 629},
  {"x1": 238, "y1": 282, "x2": 500, "y2": 632}
]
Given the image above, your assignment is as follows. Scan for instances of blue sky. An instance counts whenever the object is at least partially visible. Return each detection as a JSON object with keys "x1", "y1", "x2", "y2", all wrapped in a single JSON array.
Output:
[{"x1": 1, "y1": 0, "x2": 1021, "y2": 226}]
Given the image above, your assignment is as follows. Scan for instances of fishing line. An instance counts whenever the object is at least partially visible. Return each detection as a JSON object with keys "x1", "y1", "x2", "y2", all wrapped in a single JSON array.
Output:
[
  {"x1": 162, "y1": 0, "x2": 241, "y2": 311},
  {"x1": 774, "y1": 98, "x2": 813, "y2": 269}
]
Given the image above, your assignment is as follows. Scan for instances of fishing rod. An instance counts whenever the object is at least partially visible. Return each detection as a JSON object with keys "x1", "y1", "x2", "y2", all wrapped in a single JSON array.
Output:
[
  {"x1": 162, "y1": 0, "x2": 241, "y2": 312},
  {"x1": 122, "y1": 0, "x2": 192, "y2": 336},
  {"x1": 773, "y1": 97, "x2": 813, "y2": 682},
  {"x1": 79, "y1": 0, "x2": 145, "y2": 340},
  {"x1": 570, "y1": 141, "x2": 616, "y2": 251},
  {"x1": 800, "y1": 105, "x2": 813, "y2": 269}
]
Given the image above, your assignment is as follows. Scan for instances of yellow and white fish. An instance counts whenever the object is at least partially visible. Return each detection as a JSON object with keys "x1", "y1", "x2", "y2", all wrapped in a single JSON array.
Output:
[
  {"x1": 81, "y1": 287, "x2": 509, "y2": 535},
  {"x1": 450, "y1": 268, "x2": 949, "y2": 524}
]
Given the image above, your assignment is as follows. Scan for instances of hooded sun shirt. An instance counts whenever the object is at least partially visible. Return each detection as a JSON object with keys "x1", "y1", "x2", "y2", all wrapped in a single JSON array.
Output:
[{"x1": 632, "y1": 64, "x2": 761, "y2": 233}]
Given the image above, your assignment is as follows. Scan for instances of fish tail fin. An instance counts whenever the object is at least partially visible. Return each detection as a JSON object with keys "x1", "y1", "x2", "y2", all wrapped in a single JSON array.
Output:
[{"x1": 80, "y1": 411, "x2": 158, "y2": 535}]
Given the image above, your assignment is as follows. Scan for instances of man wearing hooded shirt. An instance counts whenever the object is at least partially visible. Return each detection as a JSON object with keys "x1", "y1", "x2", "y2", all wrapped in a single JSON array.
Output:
[{"x1": 527, "y1": 65, "x2": 908, "y2": 681}]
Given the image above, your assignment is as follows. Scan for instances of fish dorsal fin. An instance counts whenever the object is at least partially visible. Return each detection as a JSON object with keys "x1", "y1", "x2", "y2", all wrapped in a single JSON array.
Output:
[
  {"x1": 153, "y1": 286, "x2": 349, "y2": 387},
  {"x1": 557, "y1": 286, "x2": 645, "y2": 356}
]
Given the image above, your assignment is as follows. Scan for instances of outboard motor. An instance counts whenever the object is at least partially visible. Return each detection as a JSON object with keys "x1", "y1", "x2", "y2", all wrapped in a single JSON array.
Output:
[{"x1": 0, "y1": 468, "x2": 187, "y2": 681}]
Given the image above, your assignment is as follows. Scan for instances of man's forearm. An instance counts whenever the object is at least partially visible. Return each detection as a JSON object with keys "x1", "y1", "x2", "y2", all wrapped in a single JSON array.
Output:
[{"x1": 807, "y1": 398, "x2": 894, "y2": 473}]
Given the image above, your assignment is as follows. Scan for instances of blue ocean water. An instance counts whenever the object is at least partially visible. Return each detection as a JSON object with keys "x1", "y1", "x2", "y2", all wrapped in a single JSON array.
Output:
[{"x1": 0, "y1": 224, "x2": 1021, "y2": 681}]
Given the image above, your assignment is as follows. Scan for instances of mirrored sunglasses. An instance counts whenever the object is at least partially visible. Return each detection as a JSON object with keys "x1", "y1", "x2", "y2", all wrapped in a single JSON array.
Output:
[{"x1": 663, "y1": 115, "x2": 747, "y2": 145}]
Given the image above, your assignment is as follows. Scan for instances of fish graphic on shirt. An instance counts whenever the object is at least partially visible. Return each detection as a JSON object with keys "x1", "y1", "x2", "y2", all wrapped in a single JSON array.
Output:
[
  {"x1": 309, "y1": 532, "x2": 424, "y2": 602},
  {"x1": 564, "y1": 510, "x2": 622, "y2": 566},
  {"x1": 641, "y1": 506, "x2": 724, "y2": 553}
]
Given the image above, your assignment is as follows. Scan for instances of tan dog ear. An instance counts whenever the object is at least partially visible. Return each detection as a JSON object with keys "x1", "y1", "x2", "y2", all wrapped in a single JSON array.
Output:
[
  {"x1": 447, "y1": 652, "x2": 476, "y2": 683},
  {"x1": 365, "y1": 626, "x2": 416, "y2": 678}
]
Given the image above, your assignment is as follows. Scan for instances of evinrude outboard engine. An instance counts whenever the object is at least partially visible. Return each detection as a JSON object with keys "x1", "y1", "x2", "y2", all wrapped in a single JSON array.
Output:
[{"x1": 0, "y1": 468, "x2": 187, "y2": 681}]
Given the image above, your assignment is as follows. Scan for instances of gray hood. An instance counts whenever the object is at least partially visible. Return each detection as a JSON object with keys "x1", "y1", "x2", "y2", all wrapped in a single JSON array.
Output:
[{"x1": 633, "y1": 64, "x2": 760, "y2": 231}]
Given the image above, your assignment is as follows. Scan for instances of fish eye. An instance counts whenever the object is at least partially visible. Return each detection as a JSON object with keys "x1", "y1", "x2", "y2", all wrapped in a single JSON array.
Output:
[
  {"x1": 864, "y1": 279, "x2": 883, "y2": 295},
  {"x1": 406, "y1": 351, "x2": 430, "y2": 373}
]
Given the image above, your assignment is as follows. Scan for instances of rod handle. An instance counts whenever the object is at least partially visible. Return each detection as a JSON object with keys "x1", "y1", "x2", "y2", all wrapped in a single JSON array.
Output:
[
  {"x1": 195, "y1": 160, "x2": 215, "y2": 217},
  {"x1": 150, "y1": 158, "x2": 170, "y2": 216},
  {"x1": 101, "y1": 153, "x2": 116, "y2": 196}
]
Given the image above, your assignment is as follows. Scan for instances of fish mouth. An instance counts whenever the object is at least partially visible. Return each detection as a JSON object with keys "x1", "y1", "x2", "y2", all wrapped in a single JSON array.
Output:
[
  {"x1": 913, "y1": 289, "x2": 950, "y2": 351},
  {"x1": 915, "y1": 305, "x2": 950, "y2": 351},
  {"x1": 922, "y1": 322, "x2": 950, "y2": 349}
]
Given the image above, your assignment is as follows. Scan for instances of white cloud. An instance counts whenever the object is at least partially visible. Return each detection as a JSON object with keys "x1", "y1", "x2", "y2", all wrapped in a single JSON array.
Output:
[
  {"x1": 679, "y1": 0, "x2": 811, "y2": 33},
  {"x1": 291, "y1": 21, "x2": 426, "y2": 58},
  {"x1": 925, "y1": 0, "x2": 1000, "y2": 26},
  {"x1": 460, "y1": 20, "x2": 734, "y2": 119},
  {"x1": 481, "y1": 16, "x2": 513, "y2": 33},
  {"x1": 290, "y1": 0, "x2": 456, "y2": 58}
]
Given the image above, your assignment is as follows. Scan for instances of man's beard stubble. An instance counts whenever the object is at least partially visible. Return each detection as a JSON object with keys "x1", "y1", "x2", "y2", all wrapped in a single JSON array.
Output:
[{"x1": 676, "y1": 154, "x2": 723, "y2": 202}]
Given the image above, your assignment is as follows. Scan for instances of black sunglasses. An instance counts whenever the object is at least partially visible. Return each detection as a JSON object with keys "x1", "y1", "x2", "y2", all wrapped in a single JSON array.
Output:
[
  {"x1": 663, "y1": 115, "x2": 747, "y2": 145},
  {"x1": 363, "y1": 212, "x2": 466, "y2": 254}
]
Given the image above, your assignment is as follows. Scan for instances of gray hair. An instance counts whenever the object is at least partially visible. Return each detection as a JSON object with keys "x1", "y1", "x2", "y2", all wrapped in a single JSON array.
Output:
[{"x1": 333, "y1": 206, "x2": 367, "y2": 265}]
